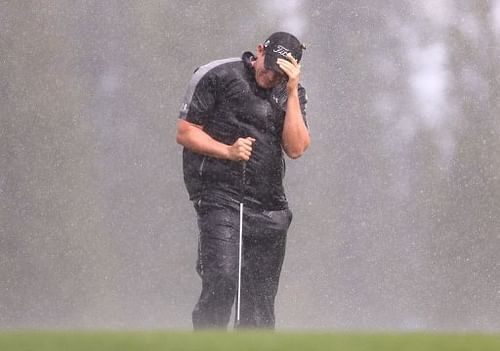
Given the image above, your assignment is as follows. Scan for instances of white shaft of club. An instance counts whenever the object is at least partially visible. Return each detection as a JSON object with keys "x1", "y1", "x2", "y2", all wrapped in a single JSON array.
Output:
[{"x1": 237, "y1": 202, "x2": 243, "y2": 323}]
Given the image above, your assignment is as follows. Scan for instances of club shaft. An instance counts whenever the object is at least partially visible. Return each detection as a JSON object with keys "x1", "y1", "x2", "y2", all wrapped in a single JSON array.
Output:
[{"x1": 236, "y1": 202, "x2": 243, "y2": 323}]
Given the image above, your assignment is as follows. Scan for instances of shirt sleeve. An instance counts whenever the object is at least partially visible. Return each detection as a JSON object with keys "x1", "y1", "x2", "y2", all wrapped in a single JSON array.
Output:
[
  {"x1": 271, "y1": 83, "x2": 309, "y2": 130},
  {"x1": 298, "y1": 85, "x2": 309, "y2": 128},
  {"x1": 179, "y1": 67, "x2": 217, "y2": 125}
]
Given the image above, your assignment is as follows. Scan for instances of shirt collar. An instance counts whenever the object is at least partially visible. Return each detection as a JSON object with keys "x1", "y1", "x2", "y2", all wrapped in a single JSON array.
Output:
[{"x1": 242, "y1": 51, "x2": 255, "y2": 73}]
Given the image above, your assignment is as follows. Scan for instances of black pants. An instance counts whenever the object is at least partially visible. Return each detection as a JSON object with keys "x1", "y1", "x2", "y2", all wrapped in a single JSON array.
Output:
[{"x1": 192, "y1": 199, "x2": 292, "y2": 330}]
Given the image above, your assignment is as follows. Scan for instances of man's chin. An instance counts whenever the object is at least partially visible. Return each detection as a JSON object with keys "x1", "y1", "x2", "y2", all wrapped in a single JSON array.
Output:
[{"x1": 257, "y1": 80, "x2": 277, "y2": 90}]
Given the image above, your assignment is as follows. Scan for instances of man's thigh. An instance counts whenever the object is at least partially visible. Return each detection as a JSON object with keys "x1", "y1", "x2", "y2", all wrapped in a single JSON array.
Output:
[
  {"x1": 196, "y1": 203, "x2": 240, "y2": 278},
  {"x1": 243, "y1": 207, "x2": 293, "y2": 276}
]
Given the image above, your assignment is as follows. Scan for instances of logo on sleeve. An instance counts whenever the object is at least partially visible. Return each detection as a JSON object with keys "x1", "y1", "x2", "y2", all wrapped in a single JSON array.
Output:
[{"x1": 180, "y1": 103, "x2": 188, "y2": 113}]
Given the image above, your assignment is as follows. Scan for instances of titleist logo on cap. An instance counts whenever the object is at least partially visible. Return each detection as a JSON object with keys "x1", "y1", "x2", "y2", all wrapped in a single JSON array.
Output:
[{"x1": 272, "y1": 45, "x2": 290, "y2": 57}]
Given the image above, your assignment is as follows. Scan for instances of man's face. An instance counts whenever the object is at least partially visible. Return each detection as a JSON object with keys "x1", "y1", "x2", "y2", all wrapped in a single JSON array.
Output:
[{"x1": 253, "y1": 45, "x2": 285, "y2": 89}]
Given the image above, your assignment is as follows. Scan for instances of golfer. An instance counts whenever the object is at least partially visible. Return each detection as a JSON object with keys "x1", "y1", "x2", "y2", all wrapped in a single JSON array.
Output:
[{"x1": 176, "y1": 32, "x2": 310, "y2": 329}]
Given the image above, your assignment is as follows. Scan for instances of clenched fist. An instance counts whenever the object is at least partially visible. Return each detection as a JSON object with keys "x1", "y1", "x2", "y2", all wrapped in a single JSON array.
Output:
[{"x1": 227, "y1": 137, "x2": 256, "y2": 161}]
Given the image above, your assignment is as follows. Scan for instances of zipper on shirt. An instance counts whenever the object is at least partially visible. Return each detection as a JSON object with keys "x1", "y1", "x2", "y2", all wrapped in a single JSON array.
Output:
[{"x1": 199, "y1": 157, "x2": 206, "y2": 176}]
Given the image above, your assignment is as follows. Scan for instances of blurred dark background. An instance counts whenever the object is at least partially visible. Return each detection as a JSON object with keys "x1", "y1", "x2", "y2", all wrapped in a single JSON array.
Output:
[{"x1": 1, "y1": 0, "x2": 499, "y2": 331}]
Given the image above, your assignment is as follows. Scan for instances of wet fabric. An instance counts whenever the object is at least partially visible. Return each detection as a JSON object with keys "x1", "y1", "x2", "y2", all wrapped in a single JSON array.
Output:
[
  {"x1": 179, "y1": 51, "x2": 306, "y2": 330},
  {"x1": 191, "y1": 199, "x2": 292, "y2": 329},
  {"x1": 179, "y1": 52, "x2": 308, "y2": 210}
]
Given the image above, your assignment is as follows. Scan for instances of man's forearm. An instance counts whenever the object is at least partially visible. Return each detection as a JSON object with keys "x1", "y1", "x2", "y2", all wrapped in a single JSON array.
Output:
[
  {"x1": 282, "y1": 91, "x2": 310, "y2": 159},
  {"x1": 176, "y1": 120, "x2": 230, "y2": 159},
  {"x1": 176, "y1": 119, "x2": 255, "y2": 161}
]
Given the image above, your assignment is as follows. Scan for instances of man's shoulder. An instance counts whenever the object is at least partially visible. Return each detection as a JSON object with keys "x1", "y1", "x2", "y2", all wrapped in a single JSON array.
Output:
[
  {"x1": 184, "y1": 57, "x2": 243, "y2": 96},
  {"x1": 193, "y1": 57, "x2": 243, "y2": 80}
]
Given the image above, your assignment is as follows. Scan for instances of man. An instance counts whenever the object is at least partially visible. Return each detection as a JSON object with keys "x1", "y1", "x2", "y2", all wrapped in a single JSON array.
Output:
[{"x1": 176, "y1": 32, "x2": 310, "y2": 329}]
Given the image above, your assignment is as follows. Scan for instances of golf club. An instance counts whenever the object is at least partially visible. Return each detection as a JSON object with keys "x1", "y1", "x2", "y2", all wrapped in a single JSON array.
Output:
[{"x1": 235, "y1": 161, "x2": 246, "y2": 327}]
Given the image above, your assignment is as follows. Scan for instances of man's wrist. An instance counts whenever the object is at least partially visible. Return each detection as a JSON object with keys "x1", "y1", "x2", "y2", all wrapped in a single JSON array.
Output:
[
  {"x1": 222, "y1": 144, "x2": 232, "y2": 160},
  {"x1": 287, "y1": 87, "x2": 299, "y2": 97}
]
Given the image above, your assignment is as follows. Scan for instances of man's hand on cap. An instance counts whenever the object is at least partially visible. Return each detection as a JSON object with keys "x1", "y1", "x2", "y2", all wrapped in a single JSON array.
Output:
[{"x1": 277, "y1": 53, "x2": 301, "y2": 93}]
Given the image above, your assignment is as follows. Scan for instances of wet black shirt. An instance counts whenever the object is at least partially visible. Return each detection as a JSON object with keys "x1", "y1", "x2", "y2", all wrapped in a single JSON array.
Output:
[{"x1": 179, "y1": 52, "x2": 308, "y2": 210}]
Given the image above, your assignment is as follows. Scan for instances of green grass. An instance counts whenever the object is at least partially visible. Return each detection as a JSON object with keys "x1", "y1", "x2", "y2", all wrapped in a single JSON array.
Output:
[{"x1": 1, "y1": 330, "x2": 499, "y2": 351}]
